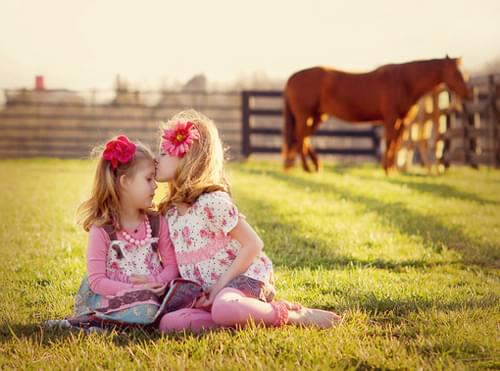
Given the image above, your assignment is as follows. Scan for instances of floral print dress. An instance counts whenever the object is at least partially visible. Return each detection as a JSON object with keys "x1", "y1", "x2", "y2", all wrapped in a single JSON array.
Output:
[{"x1": 165, "y1": 191, "x2": 274, "y2": 294}]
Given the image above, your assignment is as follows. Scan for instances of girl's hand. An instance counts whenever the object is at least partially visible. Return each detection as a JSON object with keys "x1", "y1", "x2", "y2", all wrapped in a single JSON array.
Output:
[
  {"x1": 194, "y1": 286, "x2": 221, "y2": 309},
  {"x1": 130, "y1": 274, "x2": 150, "y2": 284},
  {"x1": 141, "y1": 282, "x2": 166, "y2": 296},
  {"x1": 194, "y1": 292, "x2": 209, "y2": 309},
  {"x1": 194, "y1": 292, "x2": 214, "y2": 309}
]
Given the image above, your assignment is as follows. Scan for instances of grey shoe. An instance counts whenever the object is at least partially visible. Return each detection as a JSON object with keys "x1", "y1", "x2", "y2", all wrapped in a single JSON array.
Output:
[{"x1": 44, "y1": 319, "x2": 72, "y2": 329}]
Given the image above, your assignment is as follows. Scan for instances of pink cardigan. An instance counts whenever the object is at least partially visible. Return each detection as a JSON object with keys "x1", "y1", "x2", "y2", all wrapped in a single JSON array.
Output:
[{"x1": 86, "y1": 217, "x2": 179, "y2": 296}]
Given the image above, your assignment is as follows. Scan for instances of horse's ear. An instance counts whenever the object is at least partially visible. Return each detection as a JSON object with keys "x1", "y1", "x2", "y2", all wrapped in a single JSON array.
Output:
[{"x1": 445, "y1": 54, "x2": 450, "y2": 59}]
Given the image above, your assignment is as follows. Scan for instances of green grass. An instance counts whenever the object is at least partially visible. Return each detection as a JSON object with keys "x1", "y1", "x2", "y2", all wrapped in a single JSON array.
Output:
[{"x1": 0, "y1": 159, "x2": 499, "y2": 370}]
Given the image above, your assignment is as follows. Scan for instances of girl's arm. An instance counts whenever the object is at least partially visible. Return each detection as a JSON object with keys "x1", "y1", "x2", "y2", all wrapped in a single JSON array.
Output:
[
  {"x1": 86, "y1": 226, "x2": 136, "y2": 296},
  {"x1": 146, "y1": 217, "x2": 179, "y2": 283},
  {"x1": 200, "y1": 218, "x2": 263, "y2": 305}
]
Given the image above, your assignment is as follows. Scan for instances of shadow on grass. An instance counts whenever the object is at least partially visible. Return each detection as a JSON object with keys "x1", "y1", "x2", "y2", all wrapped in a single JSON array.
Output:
[
  {"x1": 236, "y1": 167, "x2": 498, "y2": 268},
  {"x1": 236, "y1": 188, "x2": 452, "y2": 271},
  {"x1": 316, "y1": 163, "x2": 498, "y2": 205},
  {"x1": 1, "y1": 291, "x2": 497, "y2": 344},
  {"x1": 0, "y1": 322, "x2": 216, "y2": 345},
  {"x1": 336, "y1": 292, "x2": 500, "y2": 318},
  {"x1": 372, "y1": 176, "x2": 497, "y2": 206}
]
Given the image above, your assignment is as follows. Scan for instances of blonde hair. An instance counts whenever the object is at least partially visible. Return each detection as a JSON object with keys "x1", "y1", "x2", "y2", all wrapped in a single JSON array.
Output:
[
  {"x1": 77, "y1": 138, "x2": 156, "y2": 231},
  {"x1": 158, "y1": 109, "x2": 230, "y2": 214}
]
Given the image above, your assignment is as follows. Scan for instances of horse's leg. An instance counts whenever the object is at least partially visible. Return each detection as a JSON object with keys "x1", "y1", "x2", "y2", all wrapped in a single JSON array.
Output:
[
  {"x1": 391, "y1": 119, "x2": 406, "y2": 170},
  {"x1": 385, "y1": 117, "x2": 406, "y2": 172},
  {"x1": 295, "y1": 115, "x2": 313, "y2": 172},
  {"x1": 308, "y1": 113, "x2": 323, "y2": 172},
  {"x1": 283, "y1": 132, "x2": 297, "y2": 171},
  {"x1": 300, "y1": 136, "x2": 312, "y2": 172},
  {"x1": 382, "y1": 128, "x2": 393, "y2": 174},
  {"x1": 385, "y1": 139, "x2": 396, "y2": 174},
  {"x1": 308, "y1": 144, "x2": 320, "y2": 172},
  {"x1": 284, "y1": 145, "x2": 297, "y2": 171},
  {"x1": 383, "y1": 116, "x2": 400, "y2": 174},
  {"x1": 302, "y1": 136, "x2": 321, "y2": 173}
]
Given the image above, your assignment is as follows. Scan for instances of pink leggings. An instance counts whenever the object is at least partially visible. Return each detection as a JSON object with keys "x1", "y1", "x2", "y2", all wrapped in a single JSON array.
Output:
[{"x1": 159, "y1": 287, "x2": 288, "y2": 333}]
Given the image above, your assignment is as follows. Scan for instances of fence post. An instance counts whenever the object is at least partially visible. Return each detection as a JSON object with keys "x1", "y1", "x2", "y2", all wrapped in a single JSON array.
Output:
[
  {"x1": 467, "y1": 88, "x2": 479, "y2": 168},
  {"x1": 489, "y1": 74, "x2": 499, "y2": 168},
  {"x1": 371, "y1": 125, "x2": 381, "y2": 161},
  {"x1": 442, "y1": 90, "x2": 452, "y2": 168},
  {"x1": 241, "y1": 91, "x2": 251, "y2": 158}
]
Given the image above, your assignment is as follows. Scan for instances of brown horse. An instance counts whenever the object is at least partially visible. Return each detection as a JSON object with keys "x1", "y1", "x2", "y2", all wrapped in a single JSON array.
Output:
[{"x1": 283, "y1": 56, "x2": 471, "y2": 172}]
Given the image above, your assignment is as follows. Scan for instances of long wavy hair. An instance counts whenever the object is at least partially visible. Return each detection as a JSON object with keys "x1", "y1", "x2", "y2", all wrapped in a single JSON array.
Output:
[
  {"x1": 157, "y1": 109, "x2": 230, "y2": 214},
  {"x1": 77, "y1": 139, "x2": 155, "y2": 231}
]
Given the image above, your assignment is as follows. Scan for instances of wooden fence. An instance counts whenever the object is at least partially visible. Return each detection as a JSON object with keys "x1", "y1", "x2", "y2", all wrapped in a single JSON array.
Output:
[
  {"x1": 241, "y1": 90, "x2": 382, "y2": 161},
  {"x1": 0, "y1": 90, "x2": 241, "y2": 159},
  {"x1": 1, "y1": 74, "x2": 498, "y2": 168},
  {"x1": 400, "y1": 74, "x2": 500, "y2": 169}
]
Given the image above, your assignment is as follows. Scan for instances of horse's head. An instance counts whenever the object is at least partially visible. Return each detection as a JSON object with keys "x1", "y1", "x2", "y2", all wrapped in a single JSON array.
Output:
[{"x1": 442, "y1": 56, "x2": 472, "y2": 100}]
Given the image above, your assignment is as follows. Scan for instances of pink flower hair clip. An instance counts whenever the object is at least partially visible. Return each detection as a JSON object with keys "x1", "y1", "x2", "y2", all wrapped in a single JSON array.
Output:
[
  {"x1": 162, "y1": 121, "x2": 200, "y2": 157},
  {"x1": 102, "y1": 135, "x2": 136, "y2": 169}
]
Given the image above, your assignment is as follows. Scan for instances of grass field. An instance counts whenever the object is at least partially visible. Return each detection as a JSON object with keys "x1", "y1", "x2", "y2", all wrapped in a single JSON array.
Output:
[{"x1": 0, "y1": 159, "x2": 499, "y2": 370}]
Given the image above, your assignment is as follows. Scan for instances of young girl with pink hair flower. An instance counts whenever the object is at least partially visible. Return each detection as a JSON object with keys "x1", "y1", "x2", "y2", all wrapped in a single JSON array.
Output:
[{"x1": 155, "y1": 109, "x2": 342, "y2": 333}]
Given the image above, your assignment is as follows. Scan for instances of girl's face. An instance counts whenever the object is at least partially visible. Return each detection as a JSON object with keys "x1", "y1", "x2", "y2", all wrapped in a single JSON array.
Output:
[
  {"x1": 121, "y1": 160, "x2": 157, "y2": 210},
  {"x1": 155, "y1": 150, "x2": 180, "y2": 182}
]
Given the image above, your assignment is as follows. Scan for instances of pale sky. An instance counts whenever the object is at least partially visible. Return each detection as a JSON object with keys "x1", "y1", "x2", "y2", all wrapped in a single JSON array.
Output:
[{"x1": 1, "y1": 0, "x2": 499, "y2": 91}]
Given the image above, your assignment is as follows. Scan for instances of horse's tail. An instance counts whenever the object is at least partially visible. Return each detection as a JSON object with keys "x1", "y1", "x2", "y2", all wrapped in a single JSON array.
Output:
[{"x1": 282, "y1": 92, "x2": 296, "y2": 159}]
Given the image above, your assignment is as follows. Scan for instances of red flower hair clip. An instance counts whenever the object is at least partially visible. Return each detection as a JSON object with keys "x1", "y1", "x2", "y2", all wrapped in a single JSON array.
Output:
[
  {"x1": 161, "y1": 121, "x2": 200, "y2": 157},
  {"x1": 102, "y1": 135, "x2": 136, "y2": 169}
]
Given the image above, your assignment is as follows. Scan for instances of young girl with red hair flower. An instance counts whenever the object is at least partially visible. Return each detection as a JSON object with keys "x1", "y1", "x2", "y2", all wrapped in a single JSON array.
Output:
[
  {"x1": 155, "y1": 109, "x2": 342, "y2": 333},
  {"x1": 70, "y1": 136, "x2": 180, "y2": 326}
]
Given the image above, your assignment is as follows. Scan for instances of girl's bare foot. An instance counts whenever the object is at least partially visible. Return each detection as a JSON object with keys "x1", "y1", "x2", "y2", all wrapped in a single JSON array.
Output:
[
  {"x1": 280, "y1": 300, "x2": 302, "y2": 311},
  {"x1": 287, "y1": 307, "x2": 342, "y2": 328}
]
